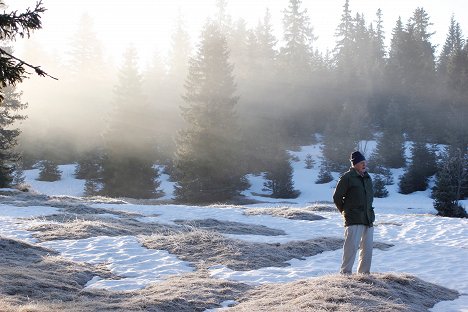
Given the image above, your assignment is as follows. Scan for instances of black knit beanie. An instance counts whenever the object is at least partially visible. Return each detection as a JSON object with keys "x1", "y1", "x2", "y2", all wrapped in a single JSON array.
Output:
[{"x1": 350, "y1": 151, "x2": 365, "y2": 165}]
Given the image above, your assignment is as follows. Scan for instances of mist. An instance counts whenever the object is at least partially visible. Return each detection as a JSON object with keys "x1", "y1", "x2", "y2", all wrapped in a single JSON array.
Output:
[{"x1": 6, "y1": 0, "x2": 467, "y2": 200}]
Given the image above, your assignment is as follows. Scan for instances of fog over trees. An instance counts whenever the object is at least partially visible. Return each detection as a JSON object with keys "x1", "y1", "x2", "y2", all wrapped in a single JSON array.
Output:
[{"x1": 1, "y1": 0, "x2": 467, "y2": 212}]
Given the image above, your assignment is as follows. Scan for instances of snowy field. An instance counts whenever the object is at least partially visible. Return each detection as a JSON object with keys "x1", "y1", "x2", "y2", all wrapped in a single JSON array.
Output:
[{"x1": 1, "y1": 143, "x2": 467, "y2": 311}]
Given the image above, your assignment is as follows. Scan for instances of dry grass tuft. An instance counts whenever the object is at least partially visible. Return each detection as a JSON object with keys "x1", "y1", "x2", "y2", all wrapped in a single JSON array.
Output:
[
  {"x1": 173, "y1": 218, "x2": 286, "y2": 235},
  {"x1": 142, "y1": 228, "x2": 344, "y2": 270},
  {"x1": 0, "y1": 236, "x2": 113, "y2": 304},
  {"x1": 29, "y1": 217, "x2": 177, "y2": 242},
  {"x1": 244, "y1": 207, "x2": 326, "y2": 221},
  {"x1": 0, "y1": 270, "x2": 250, "y2": 312},
  {"x1": 0, "y1": 235, "x2": 456, "y2": 312},
  {"x1": 230, "y1": 273, "x2": 459, "y2": 311}
]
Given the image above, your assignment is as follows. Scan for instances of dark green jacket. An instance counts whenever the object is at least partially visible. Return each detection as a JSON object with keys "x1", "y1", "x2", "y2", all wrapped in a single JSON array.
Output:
[{"x1": 333, "y1": 168, "x2": 374, "y2": 227}]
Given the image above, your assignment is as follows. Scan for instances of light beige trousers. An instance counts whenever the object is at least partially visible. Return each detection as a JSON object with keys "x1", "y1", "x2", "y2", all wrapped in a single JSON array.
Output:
[{"x1": 340, "y1": 224, "x2": 374, "y2": 274}]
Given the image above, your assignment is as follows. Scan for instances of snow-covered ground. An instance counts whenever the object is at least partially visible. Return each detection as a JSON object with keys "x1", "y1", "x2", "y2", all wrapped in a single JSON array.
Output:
[{"x1": 1, "y1": 143, "x2": 467, "y2": 311}]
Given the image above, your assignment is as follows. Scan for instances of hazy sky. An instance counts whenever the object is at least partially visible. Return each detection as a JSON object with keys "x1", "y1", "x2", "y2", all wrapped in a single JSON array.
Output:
[{"x1": 9, "y1": 0, "x2": 468, "y2": 67}]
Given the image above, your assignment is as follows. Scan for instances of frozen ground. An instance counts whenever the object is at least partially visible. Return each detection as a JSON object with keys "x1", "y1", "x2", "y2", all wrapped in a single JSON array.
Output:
[{"x1": 1, "y1": 143, "x2": 467, "y2": 311}]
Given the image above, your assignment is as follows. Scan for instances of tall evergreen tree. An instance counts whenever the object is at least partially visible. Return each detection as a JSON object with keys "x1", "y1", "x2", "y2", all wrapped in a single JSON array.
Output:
[
  {"x1": 277, "y1": 0, "x2": 320, "y2": 144},
  {"x1": 173, "y1": 21, "x2": 248, "y2": 203},
  {"x1": 100, "y1": 47, "x2": 162, "y2": 199},
  {"x1": 446, "y1": 37, "x2": 468, "y2": 103},
  {"x1": 437, "y1": 15, "x2": 464, "y2": 80},
  {"x1": 371, "y1": 100, "x2": 406, "y2": 168},
  {"x1": 280, "y1": 0, "x2": 317, "y2": 79},
  {"x1": 369, "y1": 9, "x2": 386, "y2": 84},
  {"x1": 162, "y1": 11, "x2": 192, "y2": 160},
  {"x1": 408, "y1": 7, "x2": 436, "y2": 89},
  {"x1": 229, "y1": 18, "x2": 250, "y2": 81},
  {"x1": 255, "y1": 8, "x2": 277, "y2": 68},
  {"x1": 386, "y1": 16, "x2": 406, "y2": 93},
  {"x1": 167, "y1": 10, "x2": 191, "y2": 88},
  {"x1": 333, "y1": 0, "x2": 355, "y2": 82},
  {"x1": 215, "y1": 0, "x2": 233, "y2": 35},
  {"x1": 321, "y1": 108, "x2": 360, "y2": 173},
  {"x1": 0, "y1": 81, "x2": 27, "y2": 187}
]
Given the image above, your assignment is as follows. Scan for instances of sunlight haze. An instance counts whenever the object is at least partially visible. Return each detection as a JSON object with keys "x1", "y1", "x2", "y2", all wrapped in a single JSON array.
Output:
[{"x1": 9, "y1": 0, "x2": 468, "y2": 67}]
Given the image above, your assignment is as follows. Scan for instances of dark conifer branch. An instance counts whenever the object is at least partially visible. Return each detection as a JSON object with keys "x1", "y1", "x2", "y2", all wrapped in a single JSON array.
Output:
[{"x1": 0, "y1": 47, "x2": 58, "y2": 81}]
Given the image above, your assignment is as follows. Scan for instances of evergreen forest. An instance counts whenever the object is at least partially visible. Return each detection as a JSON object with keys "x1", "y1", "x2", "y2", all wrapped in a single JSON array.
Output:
[{"x1": 1, "y1": 0, "x2": 467, "y2": 216}]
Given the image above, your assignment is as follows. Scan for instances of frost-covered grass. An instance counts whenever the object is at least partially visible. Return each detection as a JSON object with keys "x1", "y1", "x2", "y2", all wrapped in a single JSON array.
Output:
[{"x1": 1, "y1": 141, "x2": 467, "y2": 311}]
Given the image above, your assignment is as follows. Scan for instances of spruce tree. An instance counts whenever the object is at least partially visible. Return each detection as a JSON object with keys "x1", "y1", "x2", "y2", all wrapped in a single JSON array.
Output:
[
  {"x1": 37, "y1": 160, "x2": 62, "y2": 182},
  {"x1": 373, "y1": 174, "x2": 389, "y2": 198},
  {"x1": 316, "y1": 160, "x2": 334, "y2": 184},
  {"x1": 334, "y1": 0, "x2": 354, "y2": 80},
  {"x1": 0, "y1": 2, "x2": 48, "y2": 93},
  {"x1": 0, "y1": 81, "x2": 27, "y2": 188},
  {"x1": 75, "y1": 149, "x2": 103, "y2": 196},
  {"x1": 255, "y1": 8, "x2": 278, "y2": 69},
  {"x1": 0, "y1": 3, "x2": 48, "y2": 187},
  {"x1": 437, "y1": 15, "x2": 464, "y2": 81},
  {"x1": 304, "y1": 154, "x2": 315, "y2": 169},
  {"x1": 399, "y1": 141, "x2": 437, "y2": 194},
  {"x1": 263, "y1": 149, "x2": 300, "y2": 199},
  {"x1": 280, "y1": 0, "x2": 317, "y2": 78},
  {"x1": 100, "y1": 47, "x2": 162, "y2": 199},
  {"x1": 167, "y1": 11, "x2": 192, "y2": 86},
  {"x1": 432, "y1": 148, "x2": 467, "y2": 218},
  {"x1": 173, "y1": 21, "x2": 248, "y2": 203},
  {"x1": 386, "y1": 17, "x2": 407, "y2": 93},
  {"x1": 371, "y1": 100, "x2": 406, "y2": 169},
  {"x1": 64, "y1": 13, "x2": 113, "y2": 151}
]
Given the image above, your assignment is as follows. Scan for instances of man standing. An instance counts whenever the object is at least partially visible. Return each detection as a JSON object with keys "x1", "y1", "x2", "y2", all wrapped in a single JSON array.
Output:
[{"x1": 333, "y1": 151, "x2": 375, "y2": 274}]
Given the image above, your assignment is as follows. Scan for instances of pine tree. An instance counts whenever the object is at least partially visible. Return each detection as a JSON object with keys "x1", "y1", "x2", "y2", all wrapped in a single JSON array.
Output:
[
  {"x1": 437, "y1": 15, "x2": 464, "y2": 81},
  {"x1": 173, "y1": 21, "x2": 248, "y2": 203},
  {"x1": 167, "y1": 10, "x2": 191, "y2": 88},
  {"x1": 229, "y1": 18, "x2": 250, "y2": 81},
  {"x1": 255, "y1": 8, "x2": 277, "y2": 68},
  {"x1": 63, "y1": 13, "x2": 113, "y2": 151},
  {"x1": 280, "y1": 0, "x2": 317, "y2": 79},
  {"x1": 321, "y1": 104, "x2": 360, "y2": 172},
  {"x1": 371, "y1": 100, "x2": 406, "y2": 168},
  {"x1": 432, "y1": 148, "x2": 467, "y2": 218},
  {"x1": 0, "y1": 75, "x2": 27, "y2": 188},
  {"x1": 75, "y1": 149, "x2": 102, "y2": 184},
  {"x1": 0, "y1": 2, "x2": 47, "y2": 96},
  {"x1": 100, "y1": 47, "x2": 162, "y2": 199},
  {"x1": 304, "y1": 154, "x2": 315, "y2": 169},
  {"x1": 67, "y1": 13, "x2": 107, "y2": 78},
  {"x1": 263, "y1": 150, "x2": 300, "y2": 198},
  {"x1": 373, "y1": 174, "x2": 389, "y2": 198},
  {"x1": 80, "y1": 152, "x2": 103, "y2": 197},
  {"x1": 408, "y1": 7, "x2": 436, "y2": 89},
  {"x1": 334, "y1": 0, "x2": 355, "y2": 83},
  {"x1": 399, "y1": 141, "x2": 437, "y2": 194},
  {"x1": 316, "y1": 160, "x2": 334, "y2": 184},
  {"x1": 446, "y1": 35, "x2": 468, "y2": 102},
  {"x1": 37, "y1": 160, "x2": 62, "y2": 182},
  {"x1": 0, "y1": 2, "x2": 47, "y2": 187},
  {"x1": 386, "y1": 17, "x2": 406, "y2": 93}
]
